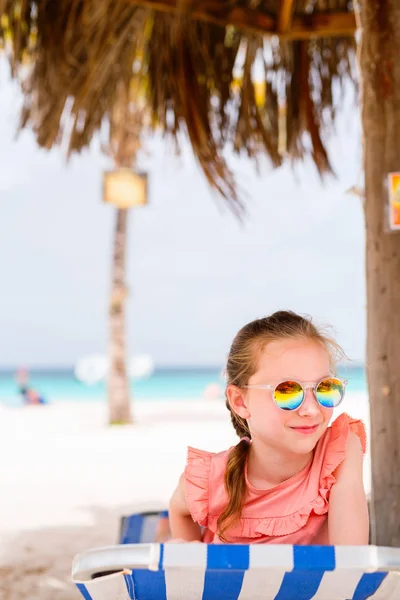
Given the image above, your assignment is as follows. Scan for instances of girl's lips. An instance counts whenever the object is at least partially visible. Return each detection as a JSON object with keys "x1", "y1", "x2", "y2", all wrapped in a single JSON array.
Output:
[{"x1": 290, "y1": 425, "x2": 319, "y2": 434}]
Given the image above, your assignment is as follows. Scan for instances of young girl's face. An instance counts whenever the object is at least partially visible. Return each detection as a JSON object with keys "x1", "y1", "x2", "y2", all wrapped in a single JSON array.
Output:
[{"x1": 237, "y1": 337, "x2": 333, "y2": 456}]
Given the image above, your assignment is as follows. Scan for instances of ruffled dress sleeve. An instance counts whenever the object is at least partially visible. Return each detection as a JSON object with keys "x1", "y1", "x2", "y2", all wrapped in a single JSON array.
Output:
[
  {"x1": 184, "y1": 447, "x2": 213, "y2": 527},
  {"x1": 317, "y1": 412, "x2": 367, "y2": 510}
]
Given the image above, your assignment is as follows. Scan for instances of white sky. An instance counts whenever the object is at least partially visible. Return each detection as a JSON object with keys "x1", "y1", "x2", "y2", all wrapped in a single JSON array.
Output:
[{"x1": 0, "y1": 64, "x2": 365, "y2": 368}]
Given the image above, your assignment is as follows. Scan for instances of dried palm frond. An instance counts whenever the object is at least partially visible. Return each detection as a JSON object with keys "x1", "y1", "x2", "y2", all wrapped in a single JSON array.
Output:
[{"x1": 0, "y1": 0, "x2": 357, "y2": 213}]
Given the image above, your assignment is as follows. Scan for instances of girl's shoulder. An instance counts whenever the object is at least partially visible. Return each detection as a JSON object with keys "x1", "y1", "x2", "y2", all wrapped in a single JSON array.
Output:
[
  {"x1": 328, "y1": 412, "x2": 367, "y2": 450},
  {"x1": 316, "y1": 412, "x2": 367, "y2": 480},
  {"x1": 185, "y1": 445, "x2": 237, "y2": 474},
  {"x1": 310, "y1": 412, "x2": 367, "y2": 514},
  {"x1": 184, "y1": 446, "x2": 233, "y2": 527}
]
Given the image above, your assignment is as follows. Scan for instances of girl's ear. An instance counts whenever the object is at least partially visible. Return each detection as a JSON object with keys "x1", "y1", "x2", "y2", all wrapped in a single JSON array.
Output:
[{"x1": 226, "y1": 384, "x2": 251, "y2": 420}]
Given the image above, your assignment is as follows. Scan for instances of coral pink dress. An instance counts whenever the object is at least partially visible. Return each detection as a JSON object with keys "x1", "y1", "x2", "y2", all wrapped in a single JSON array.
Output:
[{"x1": 184, "y1": 413, "x2": 366, "y2": 544}]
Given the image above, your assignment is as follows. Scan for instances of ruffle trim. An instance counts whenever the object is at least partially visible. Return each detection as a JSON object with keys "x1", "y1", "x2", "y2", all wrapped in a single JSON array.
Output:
[
  {"x1": 205, "y1": 495, "x2": 329, "y2": 538},
  {"x1": 318, "y1": 412, "x2": 367, "y2": 504},
  {"x1": 184, "y1": 414, "x2": 367, "y2": 538},
  {"x1": 184, "y1": 446, "x2": 213, "y2": 527}
]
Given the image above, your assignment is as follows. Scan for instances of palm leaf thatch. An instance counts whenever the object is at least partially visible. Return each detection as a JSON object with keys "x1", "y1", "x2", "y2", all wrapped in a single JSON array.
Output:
[{"x1": 0, "y1": 0, "x2": 356, "y2": 213}]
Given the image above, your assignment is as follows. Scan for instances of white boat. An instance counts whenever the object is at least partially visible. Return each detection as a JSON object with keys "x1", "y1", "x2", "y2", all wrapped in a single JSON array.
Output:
[{"x1": 74, "y1": 354, "x2": 154, "y2": 385}]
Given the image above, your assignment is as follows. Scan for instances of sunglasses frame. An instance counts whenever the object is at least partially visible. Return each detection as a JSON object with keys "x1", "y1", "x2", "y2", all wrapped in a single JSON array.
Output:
[{"x1": 244, "y1": 376, "x2": 348, "y2": 411}]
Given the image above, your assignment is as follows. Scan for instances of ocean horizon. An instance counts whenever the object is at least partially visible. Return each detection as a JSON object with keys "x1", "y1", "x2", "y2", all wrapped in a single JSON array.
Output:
[{"x1": 0, "y1": 364, "x2": 367, "y2": 407}]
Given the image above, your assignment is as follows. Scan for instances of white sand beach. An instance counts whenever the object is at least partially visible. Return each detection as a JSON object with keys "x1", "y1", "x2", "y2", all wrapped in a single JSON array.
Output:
[{"x1": 0, "y1": 394, "x2": 370, "y2": 600}]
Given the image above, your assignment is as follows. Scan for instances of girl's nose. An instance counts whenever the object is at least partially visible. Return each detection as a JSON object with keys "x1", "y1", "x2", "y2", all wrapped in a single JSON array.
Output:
[{"x1": 298, "y1": 387, "x2": 321, "y2": 417}]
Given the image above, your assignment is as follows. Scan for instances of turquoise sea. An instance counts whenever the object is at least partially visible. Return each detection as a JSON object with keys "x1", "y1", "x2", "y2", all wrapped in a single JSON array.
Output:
[{"x1": 0, "y1": 365, "x2": 366, "y2": 407}]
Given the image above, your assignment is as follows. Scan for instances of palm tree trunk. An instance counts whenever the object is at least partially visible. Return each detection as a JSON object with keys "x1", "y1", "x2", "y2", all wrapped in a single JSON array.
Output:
[
  {"x1": 357, "y1": 1, "x2": 400, "y2": 545},
  {"x1": 108, "y1": 207, "x2": 133, "y2": 425}
]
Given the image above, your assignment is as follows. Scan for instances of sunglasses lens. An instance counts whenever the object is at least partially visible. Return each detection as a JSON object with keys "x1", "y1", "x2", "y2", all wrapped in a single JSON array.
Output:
[
  {"x1": 274, "y1": 381, "x2": 304, "y2": 410},
  {"x1": 316, "y1": 377, "x2": 344, "y2": 408}
]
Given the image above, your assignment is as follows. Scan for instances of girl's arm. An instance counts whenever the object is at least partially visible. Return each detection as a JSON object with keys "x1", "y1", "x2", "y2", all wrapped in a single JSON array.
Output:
[
  {"x1": 328, "y1": 431, "x2": 369, "y2": 545},
  {"x1": 169, "y1": 473, "x2": 203, "y2": 541}
]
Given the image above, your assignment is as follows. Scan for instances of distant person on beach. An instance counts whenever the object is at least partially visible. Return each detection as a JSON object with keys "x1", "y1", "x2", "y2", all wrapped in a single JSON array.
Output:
[
  {"x1": 169, "y1": 310, "x2": 368, "y2": 545},
  {"x1": 16, "y1": 368, "x2": 47, "y2": 405}
]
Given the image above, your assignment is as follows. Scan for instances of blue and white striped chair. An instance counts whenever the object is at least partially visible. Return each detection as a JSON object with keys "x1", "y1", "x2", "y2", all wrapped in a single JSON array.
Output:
[
  {"x1": 119, "y1": 510, "x2": 170, "y2": 544},
  {"x1": 73, "y1": 511, "x2": 400, "y2": 600}
]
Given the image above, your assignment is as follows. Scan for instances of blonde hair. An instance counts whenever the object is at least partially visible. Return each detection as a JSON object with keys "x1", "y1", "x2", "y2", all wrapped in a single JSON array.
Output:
[{"x1": 217, "y1": 310, "x2": 344, "y2": 541}]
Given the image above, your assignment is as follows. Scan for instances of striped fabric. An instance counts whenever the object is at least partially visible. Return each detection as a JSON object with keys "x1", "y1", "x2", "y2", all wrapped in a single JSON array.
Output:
[
  {"x1": 119, "y1": 511, "x2": 169, "y2": 544},
  {"x1": 73, "y1": 511, "x2": 400, "y2": 600},
  {"x1": 74, "y1": 542, "x2": 400, "y2": 600}
]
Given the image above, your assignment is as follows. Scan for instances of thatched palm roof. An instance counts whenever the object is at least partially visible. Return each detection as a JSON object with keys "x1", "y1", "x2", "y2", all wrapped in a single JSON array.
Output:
[{"x1": 0, "y1": 0, "x2": 356, "y2": 212}]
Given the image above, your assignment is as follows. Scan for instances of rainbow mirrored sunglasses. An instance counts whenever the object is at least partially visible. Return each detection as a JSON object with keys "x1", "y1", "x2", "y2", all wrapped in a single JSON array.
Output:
[{"x1": 244, "y1": 377, "x2": 347, "y2": 411}]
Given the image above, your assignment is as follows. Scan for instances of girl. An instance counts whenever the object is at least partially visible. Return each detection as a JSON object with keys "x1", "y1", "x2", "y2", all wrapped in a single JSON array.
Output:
[{"x1": 169, "y1": 311, "x2": 369, "y2": 545}]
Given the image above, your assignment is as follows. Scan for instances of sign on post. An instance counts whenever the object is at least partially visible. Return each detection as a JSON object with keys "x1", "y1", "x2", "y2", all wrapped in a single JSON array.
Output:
[
  {"x1": 103, "y1": 169, "x2": 148, "y2": 209},
  {"x1": 388, "y1": 172, "x2": 400, "y2": 231}
]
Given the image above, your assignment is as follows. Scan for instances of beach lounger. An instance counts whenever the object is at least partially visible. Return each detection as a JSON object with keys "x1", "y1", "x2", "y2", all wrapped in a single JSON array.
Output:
[
  {"x1": 73, "y1": 540, "x2": 400, "y2": 600},
  {"x1": 119, "y1": 510, "x2": 170, "y2": 544},
  {"x1": 74, "y1": 510, "x2": 400, "y2": 599}
]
